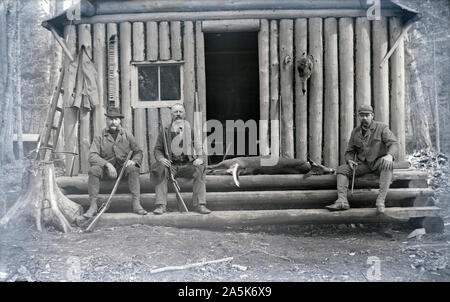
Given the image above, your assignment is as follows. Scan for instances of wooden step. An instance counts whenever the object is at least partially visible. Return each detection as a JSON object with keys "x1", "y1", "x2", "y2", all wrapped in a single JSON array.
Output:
[
  {"x1": 94, "y1": 207, "x2": 442, "y2": 230},
  {"x1": 57, "y1": 170, "x2": 429, "y2": 194},
  {"x1": 68, "y1": 188, "x2": 433, "y2": 212}
]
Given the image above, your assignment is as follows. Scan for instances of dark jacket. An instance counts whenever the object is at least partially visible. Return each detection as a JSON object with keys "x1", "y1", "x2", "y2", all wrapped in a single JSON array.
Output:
[
  {"x1": 154, "y1": 122, "x2": 205, "y2": 164},
  {"x1": 89, "y1": 126, "x2": 143, "y2": 167},
  {"x1": 345, "y1": 121, "x2": 399, "y2": 170}
]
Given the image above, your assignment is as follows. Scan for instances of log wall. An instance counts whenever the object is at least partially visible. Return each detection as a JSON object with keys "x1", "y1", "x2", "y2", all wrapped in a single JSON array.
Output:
[{"x1": 60, "y1": 15, "x2": 407, "y2": 174}]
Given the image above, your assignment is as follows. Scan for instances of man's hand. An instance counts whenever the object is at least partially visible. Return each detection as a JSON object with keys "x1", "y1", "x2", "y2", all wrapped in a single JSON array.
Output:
[
  {"x1": 105, "y1": 163, "x2": 117, "y2": 179},
  {"x1": 193, "y1": 158, "x2": 204, "y2": 167},
  {"x1": 159, "y1": 157, "x2": 172, "y2": 168},
  {"x1": 380, "y1": 154, "x2": 394, "y2": 171},
  {"x1": 348, "y1": 159, "x2": 358, "y2": 171},
  {"x1": 125, "y1": 160, "x2": 136, "y2": 168}
]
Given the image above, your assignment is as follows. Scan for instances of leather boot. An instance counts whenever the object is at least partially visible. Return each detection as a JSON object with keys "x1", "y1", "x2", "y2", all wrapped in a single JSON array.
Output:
[
  {"x1": 128, "y1": 169, "x2": 147, "y2": 215},
  {"x1": 197, "y1": 204, "x2": 211, "y2": 214},
  {"x1": 376, "y1": 169, "x2": 393, "y2": 214},
  {"x1": 153, "y1": 205, "x2": 166, "y2": 215},
  {"x1": 132, "y1": 198, "x2": 147, "y2": 215},
  {"x1": 325, "y1": 174, "x2": 350, "y2": 211},
  {"x1": 83, "y1": 197, "x2": 98, "y2": 218}
]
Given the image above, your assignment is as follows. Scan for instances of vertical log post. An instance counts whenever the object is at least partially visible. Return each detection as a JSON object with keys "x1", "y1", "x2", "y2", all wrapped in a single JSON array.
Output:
[
  {"x1": 195, "y1": 21, "x2": 207, "y2": 141},
  {"x1": 338, "y1": 18, "x2": 354, "y2": 164},
  {"x1": 294, "y1": 18, "x2": 307, "y2": 162},
  {"x1": 355, "y1": 17, "x2": 371, "y2": 113},
  {"x1": 159, "y1": 21, "x2": 171, "y2": 61},
  {"x1": 279, "y1": 19, "x2": 294, "y2": 158},
  {"x1": 389, "y1": 17, "x2": 406, "y2": 160},
  {"x1": 372, "y1": 17, "x2": 389, "y2": 125},
  {"x1": 132, "y1": 22, "x2": 150, "y2": 173},
  {"x1": 93, "y1": 23, "x2": 107, "y2": 137},
  {"x1": 269, "y1": 20, "x2": 280, "y2": 157},
  {"x1": 159, "y1": 21, "x2": 172, "y2": 126},
  {"x1": 170, "y1": 21, "x2": 182, "y2": 61},
  {"x1": 78, "y1": 24, "x2": 92, "y2": 174},
  {"x1": 308, "y1": 18, "x2": 323, "y2": 163},
  {"x1": 119, "y1": 22, "x2": 133, "y2": 129},
  {"x1": 146, "y1": 21, "x2": 159, "y2": 165},
  {"x1": 258, "y1": 19, "x2": 270, "y2": 156},
  {"x1": 323, "y1": 18, "x2": 339, "y2": 168},
  {"x1": 62, "y1": 25, "x2": 79, "y2": 175},
  {"x1": 183, "y1": 21, "x2": 196, "y2": 129}
]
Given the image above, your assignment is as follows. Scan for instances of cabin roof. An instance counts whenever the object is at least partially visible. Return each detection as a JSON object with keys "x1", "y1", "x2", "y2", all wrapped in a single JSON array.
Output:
[{"x1": 42, "y1": 0, "x2": 418, "y2": 37}]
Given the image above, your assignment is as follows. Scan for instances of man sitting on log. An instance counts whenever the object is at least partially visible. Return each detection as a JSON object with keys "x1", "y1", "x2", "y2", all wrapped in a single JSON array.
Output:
[
  {"x1": 85, "y1": 107, "x2": 148, "y2": 218},
  {"x1": 325, "y1": 105, "x2": 399, "y2": 214},
  {"x1": 151, "y1": 104, "x2": 211, "y2": 215}
]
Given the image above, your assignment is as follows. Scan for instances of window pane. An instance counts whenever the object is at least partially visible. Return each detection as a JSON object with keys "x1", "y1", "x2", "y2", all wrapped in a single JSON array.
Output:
[
  {"x1": 160, "y1": 65, "x2": 181, "y2": 100},
  {"x1": 138, "y1": 66, "x2": 158, "y2": 101}
]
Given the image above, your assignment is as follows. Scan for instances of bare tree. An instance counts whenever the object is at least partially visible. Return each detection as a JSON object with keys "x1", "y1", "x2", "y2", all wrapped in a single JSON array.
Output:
[{"x1": 0, "y1": 0, "x2": 18, "y2": 166}]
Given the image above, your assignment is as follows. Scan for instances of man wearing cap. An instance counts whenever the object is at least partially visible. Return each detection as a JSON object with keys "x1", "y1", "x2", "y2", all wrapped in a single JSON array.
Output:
[
  {"x1": 325, "y1": 105, "x2": 399, "y2": 214},
  {"x1": 84, "y1": 107, "x2": 147, "y2": 218},
  {"x1": 151, "y1": 104, "x2": 211, "y2": 215}
]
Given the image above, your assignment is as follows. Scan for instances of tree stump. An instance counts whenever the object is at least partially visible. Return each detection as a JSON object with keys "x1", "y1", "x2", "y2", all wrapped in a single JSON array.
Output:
[{"x1": 0, "y1": 161, "x2": 84, "y2": 233}]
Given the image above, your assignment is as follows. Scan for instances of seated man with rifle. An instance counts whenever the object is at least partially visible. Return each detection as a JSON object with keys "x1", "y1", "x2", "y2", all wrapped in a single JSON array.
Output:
[
  {"x1": 85, "y1": 107, "x2": 148, "y2": 218},
  {"x1": 151, "y1": 103, "x2": 211, "y2": 215}
]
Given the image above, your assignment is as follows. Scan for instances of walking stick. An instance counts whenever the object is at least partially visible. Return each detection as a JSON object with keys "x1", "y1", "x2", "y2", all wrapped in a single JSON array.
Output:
[{"x1": 85, "y1": 151, "x2": 133, "y2": 232}]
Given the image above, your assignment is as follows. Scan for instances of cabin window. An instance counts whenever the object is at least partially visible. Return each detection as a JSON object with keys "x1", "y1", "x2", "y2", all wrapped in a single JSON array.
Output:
[{"x1": 131, "y1": 61, "x2": 184, "y2": 108}]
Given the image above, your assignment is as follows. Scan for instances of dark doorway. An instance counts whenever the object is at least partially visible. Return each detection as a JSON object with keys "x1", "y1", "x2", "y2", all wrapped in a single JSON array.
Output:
[{"x1": 205, "y1": 32, "x2": 260, "y2": 164}]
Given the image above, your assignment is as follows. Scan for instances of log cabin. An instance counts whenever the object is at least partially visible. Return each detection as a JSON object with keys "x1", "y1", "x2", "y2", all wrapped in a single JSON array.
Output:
[{"x1": 40, "y1": 0, "x2": 443, "y2": 231}]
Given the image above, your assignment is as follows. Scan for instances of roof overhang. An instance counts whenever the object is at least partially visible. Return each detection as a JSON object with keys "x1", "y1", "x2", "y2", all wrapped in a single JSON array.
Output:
[{"x1": 42, "y1": 0, "x2": 419, "y2": 37}]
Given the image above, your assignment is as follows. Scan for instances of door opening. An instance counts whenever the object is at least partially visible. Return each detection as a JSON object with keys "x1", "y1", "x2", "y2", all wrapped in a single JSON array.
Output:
[{"x1": 205, "y1": 32, "x2": 260, "y2": 164}]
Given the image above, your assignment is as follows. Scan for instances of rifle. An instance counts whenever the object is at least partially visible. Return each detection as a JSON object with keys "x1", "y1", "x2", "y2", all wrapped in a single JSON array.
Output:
[
  {"x1": 158, "y1": 108, "x2": 189, "y2": 212},
  {"x1": 85, "y1": 151, "x2": 133, "y2": 232}
]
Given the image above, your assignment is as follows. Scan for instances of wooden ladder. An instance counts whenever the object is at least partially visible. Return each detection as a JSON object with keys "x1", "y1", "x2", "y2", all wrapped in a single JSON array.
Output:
[{"x1": 36, "y1": 67, "x2": 66, "y2": 161}]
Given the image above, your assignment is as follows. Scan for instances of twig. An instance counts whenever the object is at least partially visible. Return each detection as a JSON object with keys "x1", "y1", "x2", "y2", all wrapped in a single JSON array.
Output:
[{"x1": 150, "y1": 257, "x2": 233, "y2": 274}]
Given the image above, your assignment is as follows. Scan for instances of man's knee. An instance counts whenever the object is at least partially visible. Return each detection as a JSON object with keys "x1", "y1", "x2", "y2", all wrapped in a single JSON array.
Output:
[
  {"x1": 150, "y1": 161, "x2": 167, "y2": 183},
  {"x1": 126, "y1": 165, "x2": 140, "y2": 175},
  {"x1": 336, "y1": 164, "x2": 352, "y2": 177},
  {"x1": 193, "y1": 164, "x2": 206, "y2": 179},
  {"x1": 88, "y1": 165, "x2": 104, "y2": 178}
]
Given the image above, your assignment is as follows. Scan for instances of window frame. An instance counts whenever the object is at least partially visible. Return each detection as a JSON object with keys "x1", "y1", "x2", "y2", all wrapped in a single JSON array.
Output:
[{"x1": 131, "y1": 60, "x2": 184, "y2": 108}]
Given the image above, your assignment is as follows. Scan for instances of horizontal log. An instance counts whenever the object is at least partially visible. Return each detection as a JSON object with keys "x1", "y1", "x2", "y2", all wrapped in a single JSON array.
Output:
[
  {"x1": 68, "y1": 188, "x2": 433, "y2": 212},
  {"x1": 95, "y1": 1, "x2": 402, "y2": 14},
  {"x1": 57, "y1": 170, "x2": 429, "y2": 194},
  {"x1": 202, "y1": 19, "x2": 260, "y2": 32},
  {"x1": 67, "y1": 9, "x2": 404, "y2": 25},
  {"x1": 95, "y1": 207, "x2": 442, "y2": 230}
]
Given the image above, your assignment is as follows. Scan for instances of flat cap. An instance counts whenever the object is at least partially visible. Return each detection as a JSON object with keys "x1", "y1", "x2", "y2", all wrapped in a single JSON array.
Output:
[{"x1": 357, "y1": 104, "x2": 374, "y2": 114}]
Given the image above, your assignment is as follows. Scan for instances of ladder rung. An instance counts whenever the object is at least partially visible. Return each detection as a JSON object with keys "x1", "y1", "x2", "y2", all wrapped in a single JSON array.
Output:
[
  {"x1": 51, "y1": 126, "x2": 59, "y2": 130},
  {"x1": 55, "y1": 107, "x2": 63, "y2": 112}
]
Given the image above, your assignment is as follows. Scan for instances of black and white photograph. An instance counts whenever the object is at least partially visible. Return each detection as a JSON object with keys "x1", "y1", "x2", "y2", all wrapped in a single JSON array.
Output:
[{"x1": 0, "y1": 0, "x2": 449, "y2": 287}]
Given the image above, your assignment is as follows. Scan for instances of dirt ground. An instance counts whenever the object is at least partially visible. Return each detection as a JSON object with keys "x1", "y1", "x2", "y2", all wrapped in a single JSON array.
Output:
[
  {"x1": 0, "y1": 220, "x2": 448, "y2": 282},
  {"x1": 0, "y1": 156, "x2": 449, "y2": 282}
]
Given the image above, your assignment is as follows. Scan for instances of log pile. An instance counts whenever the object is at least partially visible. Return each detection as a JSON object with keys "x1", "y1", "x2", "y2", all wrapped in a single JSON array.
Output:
[{"x1": 56, "y1": 168, "x2": 443, "y2": 232}]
